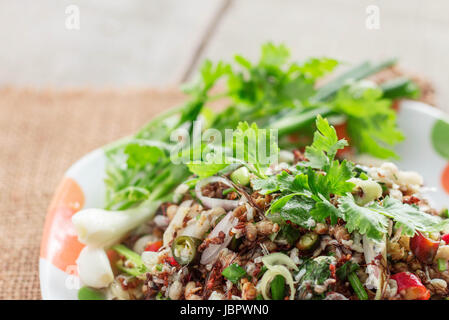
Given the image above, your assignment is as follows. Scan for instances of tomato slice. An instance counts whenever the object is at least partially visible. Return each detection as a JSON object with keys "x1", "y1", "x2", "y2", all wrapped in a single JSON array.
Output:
[
  {"x1": 442, "y1": 233, "x2": 449, "y2": 245},
  {"x1": 391, "y1": 272, "x2": 430, "y2": 300},
  {"x1": 410, "y1": 232, "x2": 439, "y2": 264},
  {"x1": 144, "y1": 240, "x2": 163, "y2": 252}
]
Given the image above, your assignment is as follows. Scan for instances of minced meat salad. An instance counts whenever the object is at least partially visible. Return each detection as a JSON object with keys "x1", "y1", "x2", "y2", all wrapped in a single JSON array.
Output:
[{"x1": 73, "y1": 116, "x2": 449, "y2": 300}]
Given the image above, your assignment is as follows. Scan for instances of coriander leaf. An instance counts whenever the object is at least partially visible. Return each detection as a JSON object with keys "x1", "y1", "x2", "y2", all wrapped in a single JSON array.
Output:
[
  {"x1": 332, "y1": 81, "x2": 404, "y2": 159},
  {"x1": 276, "y1": 224, "x2": 301, "y2": 245},
  {"x1": 295, "y1": 57, "x2": 339, "y2": 81},
  {"x1": 310, "y1": 195, "x2": 343, "y2": 225},
  {"x1": 306, "y1": 160, "x2": 355, "y2": 199},
  {"x1": 323, "y1": 160, "x2": 355, "y2": 195},
  {"x1": 260, "y1": 43, "x2": 290, "y2": 67},
  {"x1": 298, "y1": 257, "x2": 333, "y2": 292},
  {"x1": 269, "y1": 194, "x2": 316, "y2": 229},
  {"x1": 186, "y1": 149, "x2": 229, "y2": 178},
  {"x1": 252, "y1": 175, "x2": 280, "y2": 194},
  {"x1": 124, "y1": 143, "x2": 165, "y2": 169},
  {"x1": 252, "y1": 170, "x2": 308, "y2": 194},
  {"x1": 305, "y1": 115, "x2": 348, "y2": 169},
  {"x1": 231, "y1": 122, "x2": 279, "y2": 177},
  {"x1": 370, "y1": 197, "x2": 449, "y2": 236},
  {"x1": 187, "y1": 162, "x2": 228, "y2": 179},
  {"x1": 339, "y1": 194, "x2": 449, "y2": 240},
  {"x1": 338, "y1": 194, "x2": 389, "y2": 240},
  {"x1": 222, "y1": 263, "x2": 247, "y2": 284}
]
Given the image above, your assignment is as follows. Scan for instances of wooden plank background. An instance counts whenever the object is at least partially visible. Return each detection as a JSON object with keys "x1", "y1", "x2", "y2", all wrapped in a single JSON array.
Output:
[{"x1": 0, "y1": 0, "x2": 447, "y2": 110}]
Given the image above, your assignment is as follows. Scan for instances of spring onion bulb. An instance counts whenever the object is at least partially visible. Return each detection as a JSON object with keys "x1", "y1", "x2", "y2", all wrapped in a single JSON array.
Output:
[
  {"x1": 72, "y1": 200, "x2": 162, "y2": 248},
  {"x1": 77, "y1": 246, "x2": 114, "y2": 288}
]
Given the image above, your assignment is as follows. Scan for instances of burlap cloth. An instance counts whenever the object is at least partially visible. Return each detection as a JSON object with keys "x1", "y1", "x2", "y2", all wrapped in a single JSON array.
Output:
[{"x1": 0, "y1": 87, "x2": 186, "y2": 299}]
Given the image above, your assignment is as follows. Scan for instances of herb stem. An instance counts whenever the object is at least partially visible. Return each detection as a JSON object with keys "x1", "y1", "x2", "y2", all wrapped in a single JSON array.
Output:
[
  {"x1": 348, "y1": 272, "x2": 368, "y2": 300},
  {"x1": 438, "y1": 258, "x2": 447, "y2": 272}
]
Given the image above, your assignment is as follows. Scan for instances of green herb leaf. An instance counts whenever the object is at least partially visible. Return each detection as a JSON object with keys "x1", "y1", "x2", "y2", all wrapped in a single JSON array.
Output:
[
  {"x1": 310, "y1": 195, "x2": 344, "y2": 225},
  {"x1": 371, "y1": 197, "x2": 449, "y2": 236},
  {"x1": 125, "y1": 143, "x2": 165, "y2": 169},
  {"x1": 112, "y1": 244, "x2": 148, "y2": 276},
  {"x1": 305, "y1": 115, "x2": 348, "y2": 170},
  {"x1": 338, "y1": 194, "x2": 389, "y2": 240},
  {"x1": 222, "y1": 263, "x2": 247, "y2": 284},
  {"x1": 332, "y1": 82, "x2": 404, "y2": 159},
  {"x1": 269, "y1": 194, "x2": 316, "y2": 229}
]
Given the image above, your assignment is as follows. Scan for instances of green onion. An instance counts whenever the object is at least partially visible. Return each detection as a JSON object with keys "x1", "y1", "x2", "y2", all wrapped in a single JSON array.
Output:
[
  {"x1": 222, "y1": 187, "x2": 236, "y2": 196},
  {"x1": 78, "y1": 286, "x2": 105, "y2": 300},
  {"x1": 348, "y1": 272, "x2": 368, "y2": 300},
  {"x1": 359, "y1": 172, "x2": 369, "y2": 180},
  {"x1": 438, "y1": 258, "x2": 447, "y2": 272},
  {"x1": 269, "y1": 107, "x2": 331, "y2": 136},
  {"x1": 112, "y1": 244, "x2": 147, "y2": 276},
  {"x1": 270, "y1": 275, "x2": 285, "y2": 300},
  {"x1": 171, "y1": 236, "x2": 201, "y2": 265},
  {"x1": 313, "y1": 58, "x2": 397, "y2": 101},
  {"x1": 222, "y1": 263, "x2": 247, "y2": 284},
  {"x1": 257, "y1": 265, "x2": 268, "y2": 279},
  {"x1": 380, "y1": 77, "x2": 420, "y2": 100},
  {"x1": 230, "y1": 166, "x2": 250, "y2": 186}
]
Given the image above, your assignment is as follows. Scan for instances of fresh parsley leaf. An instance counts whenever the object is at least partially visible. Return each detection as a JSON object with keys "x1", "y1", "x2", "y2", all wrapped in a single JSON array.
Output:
[
  {"x1": 306, "y1": 160, "x2": 354, "y2": 199},
  {"x1": 332, "y1": 81, "x2": 404, "y2": 159},
  {"x1": 276, "y1": 224, "x2": 301, "y2": 245},
  {"x1": 253, "y1": 170, "x2": 308, "y2": 194},
  {"x1": 187, "y1": 162, "x2": 228, "y2": 178},
  {"x1": 295, "y1": 57, "x2": 339, "y2": 81},
  {"x1": 269, "y1": 194, "x2": 316, "y2": 229},
  {"x1": 298, "y1": 257, "x2": 333, "y2": 287},
  {"x1": 310, "y1": 195, "x2": 343, "y2": 225},
  {"x1": 186, "y1": 121, "x2": 279, "y2": 179},
  {"x1": 304, "y1": 115, "x2": 348, "y2": 170},
  {"x1": 338, "y1": 194, "x2": 389, "y2": 240},
  {"x1": 222, "y1": 263, "x2": 247, "y2": 284},
  {"x1": 339, "y1": 194, "x2": 449, "y2": 240},
  {"x1": 370, "y1": 197, "x2": 449, "y2": 236},
  {"x1": 124, "y1": 143, "x2": 165, "y2": 169},
  {"x1": 232, "y1": 122, "x2": 279, "y2": 177}
]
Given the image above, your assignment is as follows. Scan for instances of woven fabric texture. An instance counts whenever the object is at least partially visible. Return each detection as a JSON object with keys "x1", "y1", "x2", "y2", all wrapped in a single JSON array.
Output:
[{"x1": 0, "y1": 88, "x2": 184, "y2": 299}]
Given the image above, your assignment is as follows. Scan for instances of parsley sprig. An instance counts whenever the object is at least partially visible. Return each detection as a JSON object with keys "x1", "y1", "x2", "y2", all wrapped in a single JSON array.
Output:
[{"x1": 254, "y1": 116, "x2": 449, "y2": 240}]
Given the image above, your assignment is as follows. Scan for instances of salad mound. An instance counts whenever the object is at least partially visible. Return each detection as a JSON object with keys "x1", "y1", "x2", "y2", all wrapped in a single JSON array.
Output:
[
  {"x1": 74, "y1": 116, "x2": 449, "y2": 300},
  {"x1": 71, "y1": 44, "x2": 448, "y2": 300}
]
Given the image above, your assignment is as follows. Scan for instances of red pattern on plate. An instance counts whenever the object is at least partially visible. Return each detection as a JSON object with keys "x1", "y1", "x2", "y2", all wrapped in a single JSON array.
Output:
[
  {"x1": 40, "y1": 177, "x2": 85, "y2": 273},
  {"x1": 442, "y1": 163, "x2": 449, "y2": 195}
]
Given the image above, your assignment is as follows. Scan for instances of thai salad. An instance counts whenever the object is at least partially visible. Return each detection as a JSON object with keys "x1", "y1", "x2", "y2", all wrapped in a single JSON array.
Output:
[{"x1": 72, "y1": 44, "x2": 449, "y2": 300}]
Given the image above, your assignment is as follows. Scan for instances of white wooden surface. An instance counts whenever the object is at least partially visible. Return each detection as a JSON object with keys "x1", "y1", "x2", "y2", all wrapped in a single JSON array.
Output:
[
  {"x1": 0, "y1": 0, "x2": 447, "y2": 111},
  {"x1": 0, "y1": 0, "x2": 225, "y2": 87}
]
